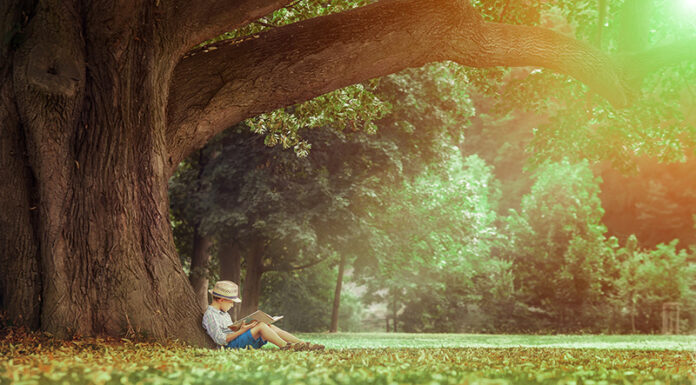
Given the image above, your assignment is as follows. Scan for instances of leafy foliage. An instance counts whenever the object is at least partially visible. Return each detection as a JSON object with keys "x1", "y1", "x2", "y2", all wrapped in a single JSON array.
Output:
[
  {"x1": 354, "y1": 151, "x2": 506, "y2": 332},
  {"x1": 485, "y1": 1, "x2": 696, "y2": 170},
  {"x1": 351, "y1": 155, "x2": 696, "y2": 334},
  {"x1": 168, "y1": 62, "x2": 470, "y2": 316},
  {"x1": 2, "y1": 329, "x2": 695, "y2": 385},
  {"x1": 199, "y1": 0, "x2": 387, "y2": 156},
  {"x1": 609, "y1": 236, "x2": 696, "y2": 333},
  {"x1": 502, "y1": 159, "x2": 614, "y2": 330},
  {"x1": 497, "y1": 159, "x2": 696, "y2": 333},
  {"x1": 259, "y1": 260, "x2": 365, "y2": 332}
]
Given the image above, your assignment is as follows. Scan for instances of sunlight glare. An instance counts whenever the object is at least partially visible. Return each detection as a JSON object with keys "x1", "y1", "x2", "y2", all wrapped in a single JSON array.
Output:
[{"x1": 682, "y1": 0, "x2": 696, "y2": 12}]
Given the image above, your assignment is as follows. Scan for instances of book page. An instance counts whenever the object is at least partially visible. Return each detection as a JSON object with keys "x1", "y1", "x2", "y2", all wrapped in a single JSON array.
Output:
[{"x1": 230, "y1": 310, "x2": 282, "y2": 327}]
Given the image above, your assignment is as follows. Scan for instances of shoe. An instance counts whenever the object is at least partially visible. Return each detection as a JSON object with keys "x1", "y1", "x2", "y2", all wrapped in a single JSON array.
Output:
[
  {"x1": 279, "y1": 342, "x2": 325, "y2": 351},
  {"x1": 280, "y1": 342, "x2": 308, "y2": 351},
  {"x1": 293, "y1": 342, "x2": 313, "y2": 351},
  {"x1": 279, "y1": 343, "x2": 298, "y2": 351},
  {"x1": 306, "y1": 343, "x2": 325, "y2": 351}
]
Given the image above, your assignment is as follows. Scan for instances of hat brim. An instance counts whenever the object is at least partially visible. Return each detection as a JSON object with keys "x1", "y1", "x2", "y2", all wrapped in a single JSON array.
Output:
[{"x1": 209, "y1": 289, "x2": 242, "y2": 303}]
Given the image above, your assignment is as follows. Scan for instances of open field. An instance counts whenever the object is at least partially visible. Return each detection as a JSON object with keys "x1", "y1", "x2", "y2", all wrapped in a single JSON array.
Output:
[
  {"x1": 298, "y1": 332, "x2": 696, "y2": 351},
  {"x1": 1, "y1": 332, "x2": 694, "y2": 384}
]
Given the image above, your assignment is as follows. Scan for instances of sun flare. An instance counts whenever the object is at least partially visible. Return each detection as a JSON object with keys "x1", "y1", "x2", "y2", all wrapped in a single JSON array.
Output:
[{"x1": 682, "y1": 0, "x2": 696, "y2": 12}]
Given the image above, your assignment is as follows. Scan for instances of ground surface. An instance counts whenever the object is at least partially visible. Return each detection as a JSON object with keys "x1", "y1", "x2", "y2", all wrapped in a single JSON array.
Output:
[{"x1": 1, "y1": 331, "x2": 694, "y2": 384}]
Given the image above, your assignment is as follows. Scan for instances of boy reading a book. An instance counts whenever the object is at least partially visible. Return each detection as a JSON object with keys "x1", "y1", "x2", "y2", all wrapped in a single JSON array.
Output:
[{"x1": 202, "y1": 280, "x2": 324, "y2": 351}]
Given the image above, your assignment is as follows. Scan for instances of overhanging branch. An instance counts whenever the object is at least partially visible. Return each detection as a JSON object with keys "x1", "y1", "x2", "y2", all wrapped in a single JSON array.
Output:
[
  {"x1": 165, "y1": 0, "x2": 474, "y2": 172},
  {"x1": 462, "y1": 22, "x2": 630, "y2": 106},
  {"x1": 169, "y1": 0, "x2": 291, "y2": 54},
  {"x1": 165, "y1": 0, "x2": 693, "y2": 174}
]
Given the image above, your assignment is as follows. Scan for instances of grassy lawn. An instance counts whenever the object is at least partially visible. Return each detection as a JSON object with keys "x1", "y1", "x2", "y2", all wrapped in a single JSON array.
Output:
[
  {"x1": 298, "y1": 332, "x2": 696, "y2": 351},
  {"x1": 2, "y1": 332, "x2": 694, "y2": 384}
]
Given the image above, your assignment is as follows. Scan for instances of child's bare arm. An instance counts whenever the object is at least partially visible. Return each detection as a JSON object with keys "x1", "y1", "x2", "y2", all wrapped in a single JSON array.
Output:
[
  {"x1": 228, "y1": 323, "x2": 241, "y2": 332},
  {"x1": 225, "y1": 321, "x2": 258, "y2": 342}
]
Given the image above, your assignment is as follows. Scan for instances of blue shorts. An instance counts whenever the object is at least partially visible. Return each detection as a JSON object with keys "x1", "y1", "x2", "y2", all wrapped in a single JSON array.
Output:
[{"x1": 225, "y1": 329, "x2": 268, "y2": 350}]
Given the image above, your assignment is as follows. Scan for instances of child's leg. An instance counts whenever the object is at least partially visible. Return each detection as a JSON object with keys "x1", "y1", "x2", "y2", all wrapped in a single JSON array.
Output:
[
  {"x1": 250, "y1": 322, "x2": 288, "y2": 347},
  {"x1": 269, "y1": 324, "x2": 302, "y2": 344}
]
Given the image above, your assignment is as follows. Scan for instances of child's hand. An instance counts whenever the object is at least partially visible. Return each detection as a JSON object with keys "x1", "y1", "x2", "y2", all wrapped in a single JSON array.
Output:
[
  {"x1": 228, "y1": 324, "x2": 241, "y2": 331},
  {"x1": 229, "y1": 321, "x2": 258, "y2": 331}
]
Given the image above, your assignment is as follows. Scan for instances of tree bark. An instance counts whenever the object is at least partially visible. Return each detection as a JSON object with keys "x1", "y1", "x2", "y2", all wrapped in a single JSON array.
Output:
[
  {"x1": 170, "y1": 0, "x2": 291, "y2": 55},
  {"x1": 330, "y1": 254, "x2": 347, "y2": 333},
  {"x1": 166, "y1": 0, "x2": 483, "y2": 165},
  {"x1": 392, "y1": 292, "x2": 398, "y2": 333},
  {"x1": 2, "y1": 0, "x2": 209, "y2": 345},
  {"x1": 187, "y1": 149, "x2": 212, "y2": 312},
  {"x1": 219, "y1": 238, "x2": 242, "y2": 321},
  {"x1": 0, "y1": 0, "x2": 42, "y2": 327},
  {"x1": 0, "y1": 72, "x2": 41, "y2": 329},
  {"x1": 240, "y1": 239, "x2": 265, "y2": 316},
  {"x1": 189, "y1": 229, "x2": 212, "y2": 312}
]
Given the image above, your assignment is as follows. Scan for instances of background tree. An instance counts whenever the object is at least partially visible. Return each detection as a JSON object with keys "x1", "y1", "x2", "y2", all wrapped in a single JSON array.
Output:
[
  {"x1": 355, "y1": 151, "x2": 503, "y2": 332},
  {"x1": 501, "y1": 159, "x2": 617, "y2": 331},
  {"x1": 610, "y1": 237, "x2": 696, "y2": 333},
  {"x1": 259, "y1": 259, "x2": 365, "y2": 332}
]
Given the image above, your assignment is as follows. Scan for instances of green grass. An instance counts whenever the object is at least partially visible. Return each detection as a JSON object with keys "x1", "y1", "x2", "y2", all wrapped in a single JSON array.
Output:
[
  {"x1": 2, "y1": 332, "x2": 695, "y2": 385},
  {"x1": 296, "y1": 332, "x2": 696, "y2": 351}
]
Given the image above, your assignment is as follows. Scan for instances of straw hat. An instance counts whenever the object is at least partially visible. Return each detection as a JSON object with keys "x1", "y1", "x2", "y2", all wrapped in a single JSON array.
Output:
[{"x1": 208, "y1": 280, "x2": 242, "y2": 303}]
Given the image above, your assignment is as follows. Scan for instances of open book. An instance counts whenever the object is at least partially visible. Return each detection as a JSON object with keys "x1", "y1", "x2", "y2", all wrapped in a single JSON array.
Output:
[{"x1": 230, "y1": 309, "x2": 284, "y2": 328}]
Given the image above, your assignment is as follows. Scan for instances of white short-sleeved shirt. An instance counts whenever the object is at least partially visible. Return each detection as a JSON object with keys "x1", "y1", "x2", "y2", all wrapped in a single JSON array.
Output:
[{"x1": 202, "y1": 305, "x2": 234, "y2": 346}]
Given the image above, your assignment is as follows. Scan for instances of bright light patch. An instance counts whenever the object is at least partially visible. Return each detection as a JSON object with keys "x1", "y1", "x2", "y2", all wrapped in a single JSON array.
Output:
[{"x1": 682, "y1": 0, "x2": 696, "y2": 12}]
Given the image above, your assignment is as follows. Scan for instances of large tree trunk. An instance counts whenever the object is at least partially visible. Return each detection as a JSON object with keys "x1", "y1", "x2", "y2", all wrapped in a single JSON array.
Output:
[
  {"x1": 219, "y1": 238, "x2": 242, "y2": 320},
  {"x1": 330, "y1": 254, "x2": 347, "y2": 333},
  {"x1": 1, "y1": 0, "x2": 209, "y2": 345},
  {"x1": 189, "y1": 229, "x2": 212, "y2": 311},
  {"x1": 240, "y1": 239, "x2": 265, "y2": 316},
  {"x1": 0, "y1": 0, "x2": 41, "y2": 328}
]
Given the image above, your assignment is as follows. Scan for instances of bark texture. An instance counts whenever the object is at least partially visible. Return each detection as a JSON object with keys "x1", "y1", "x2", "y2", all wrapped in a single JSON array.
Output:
[
  {"x1": 1, "y1": 0, "x2": 246, "y2": 345},
  {"x1": 7, "y1": 0, "x2": 209, "y2": 344},
  {"x1": 330, "y1": 254, "x2": 347, "y2": 333},
  {"x1": 0, "y1": 0, "x2": 42, "y2": 328},
  {"x1": 170, "y1": 0, "x2": 292, "y2": 56},
  {"x1": 240, "y1": 239, "x2": 265, "y2": 317},
  {"x1": 189, "y1": 231, "x2": 212, "y2": 312},
  {"x1": 219, "y1": 238, "x2": 242, "y2": 320}
]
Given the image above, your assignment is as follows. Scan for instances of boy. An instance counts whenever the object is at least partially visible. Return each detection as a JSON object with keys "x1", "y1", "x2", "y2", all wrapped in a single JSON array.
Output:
[{"x1": 202, "y1": 280, "x2": 324, "y2": 351}]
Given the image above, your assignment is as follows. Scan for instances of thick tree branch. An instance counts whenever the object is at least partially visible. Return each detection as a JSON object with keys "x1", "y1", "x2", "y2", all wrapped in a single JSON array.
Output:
[
  {"x1": 166, "y1": 0, "x2": 470, "y2": 171},
  {"x1": 463, "y1": 22, "x2": 630, "y2": 106},
  {"x1": 169, "y1": 0, "x2": 291, "y2": 53},
  {"x1": 165, "y1": 0, "x2": 693, "y2": 173}
]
